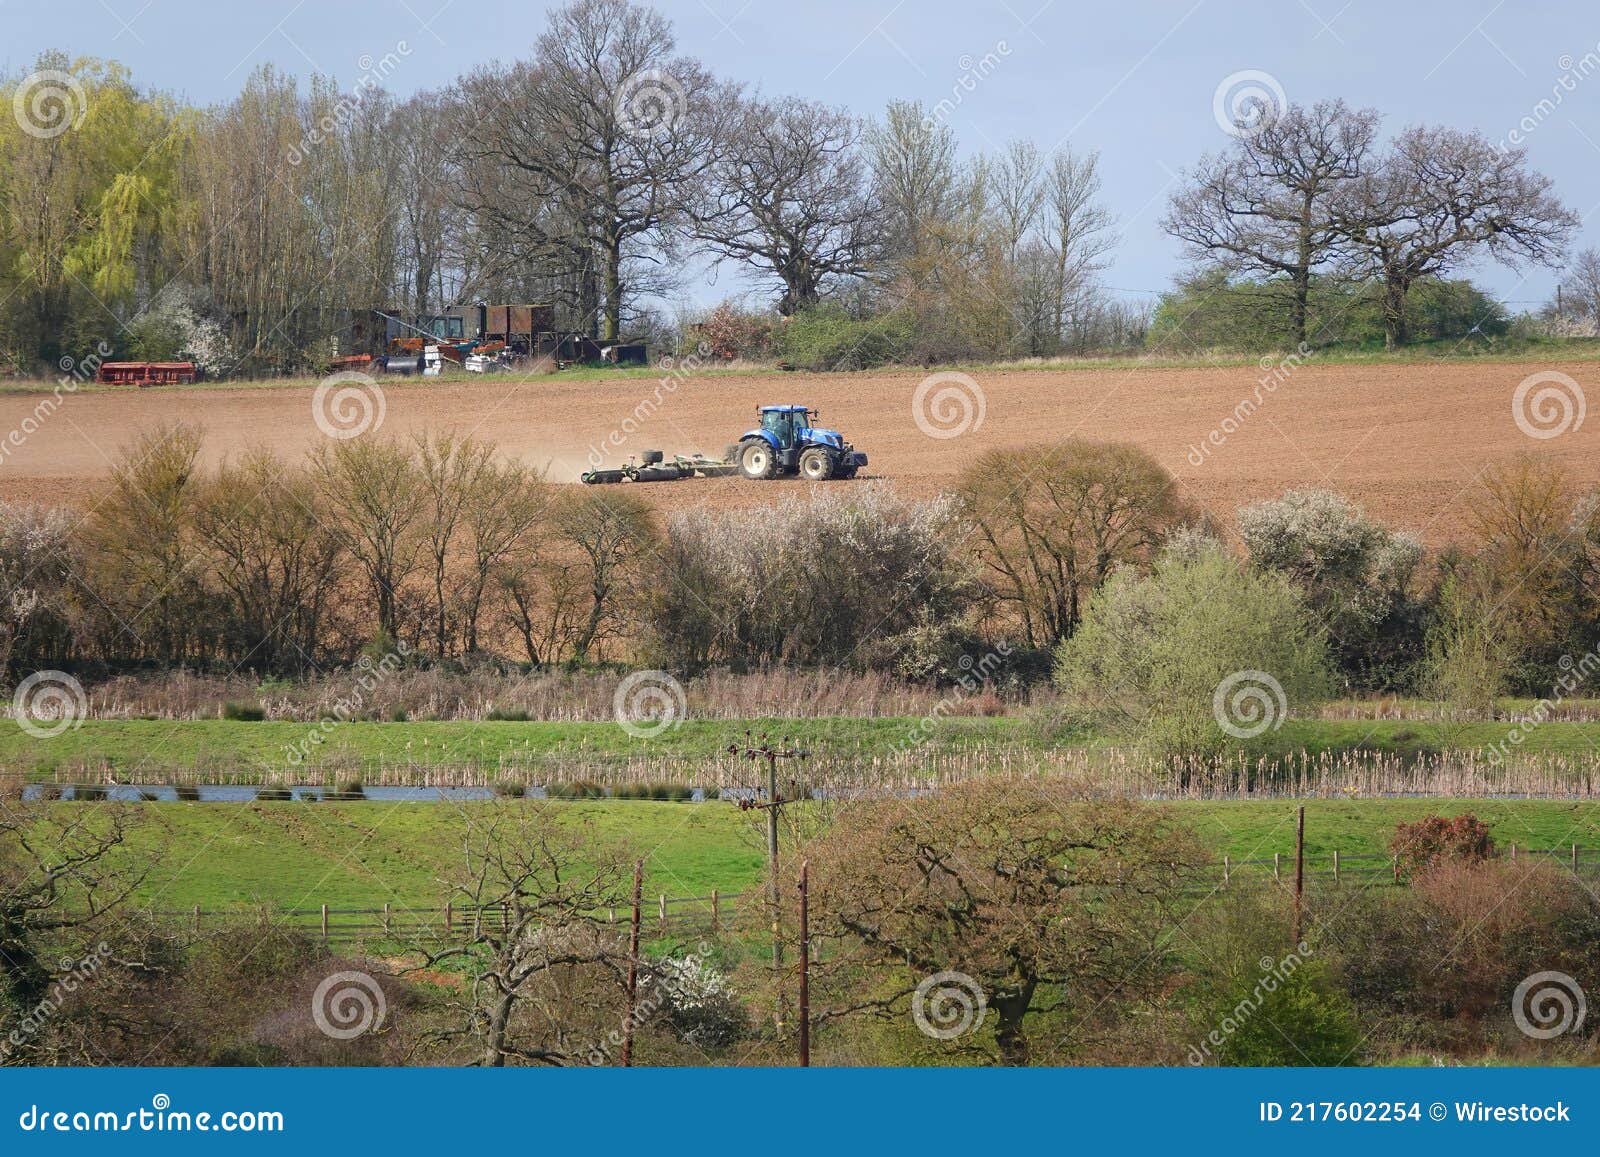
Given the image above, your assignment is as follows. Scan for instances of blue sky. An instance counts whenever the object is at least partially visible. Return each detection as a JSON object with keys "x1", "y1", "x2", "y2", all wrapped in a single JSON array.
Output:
[{"x1": 9, "y1": 0, "x2": 1600, "y2": 313}]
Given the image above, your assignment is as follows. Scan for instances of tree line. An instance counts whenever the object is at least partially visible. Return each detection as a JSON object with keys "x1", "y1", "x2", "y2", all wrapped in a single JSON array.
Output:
[
  {"x1": 1, "y1": 1, "x2": 1581, "y2": 375},
  {"x1": 6, "y1": 425, "x2": 1597, "y2": 725}
]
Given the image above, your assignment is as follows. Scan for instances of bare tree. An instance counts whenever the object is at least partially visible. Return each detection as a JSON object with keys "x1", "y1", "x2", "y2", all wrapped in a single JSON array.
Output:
[
  {"x1": 453, "y1": 0, "x2": 728, "y2": 340},
  {"x1": 0, "y1": 800, "x2": 148, "y2": 1063},
  {"x1": 1164, "y1": 100, "x2": 1379, "y2": 347},
  {"x1": 1558, "y1": 247, "x2": 1600, "y2": 327},
  {"x1": 991, "y1": 139, "x2": 1044, "y2": 260},
  {"x1": 392, "y1": 92, "x2": 458, "y2": 320},
  {"x1": 955, "y1": 440, "x2": 1194, "y2": 647},
  {"x1": 419, "y1": 809, "x2": 631, "y2": 1067},
  {"x1": 1041, "y1": 147, "x2": 1117, "y2": 350},
  {"x1": 308, "y1": 439, "x2": 427, "y2": 644},
  {"x1": 866, "y1": 100, "x2": 961, "y2": 264},
  {"x1": 694, "y1": 96, "x2": 879, "y2": 314},
  {"x1": 552, "y1": 489, "x2": 659, "y2": 662},
  {"x1": 193, "y1": 450, "x2": 343, "y2": 672},
  {"x1": 1334, "y1": 127, "x2": 1577, "y2": 347}
]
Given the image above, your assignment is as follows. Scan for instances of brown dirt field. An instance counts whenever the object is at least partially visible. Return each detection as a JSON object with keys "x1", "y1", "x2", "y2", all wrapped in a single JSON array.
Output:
[{"x1": 4, "y1": 359, "x2": 1596, "y2": 545}]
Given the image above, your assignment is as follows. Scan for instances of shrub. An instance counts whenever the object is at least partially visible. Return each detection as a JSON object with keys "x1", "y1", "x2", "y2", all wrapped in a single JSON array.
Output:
[
  {"x1": 645, "y1": 955, "x2": 747, "y2": 1048},
  {"x1": 173, "y1": 783, "x2": 200, "y2": 802},
  {"x1": 328, "y1": 781, "x2": 365, "y2": 801},
  {"x1": 254, "y1": 787, "x2": 291, "y2": 801},
  {"x1": 1238, "y1": 489, "x2": 1424, "y2": 691},
  {"x1": 1391, "y1": 813, "x2": 1496, "y2": 877},
  {"x1": 492, "y1": 782, "x2": 527, "y2": 799},
  {"x1": 222, "y1": 701, "x2": 266, "y2": 721},
  {"x1": 70, "y1": 784, "x2": 106, "y2": 801},
  {"x1": 486, "y1": 707, "x2": 530, "y2": 721},
  {"x1": 649, "y1": 485, "x2": 978, "y2": 672},
  {"x1": 1210, "y1": 963, "x2": 1362, "y2": 1066},
  {"x1": 1053, "y1": 544, "x2": 1333, "y2": 757},
  {"x1": 776, "y1": 304, "x2": 912, "y2": 371}
]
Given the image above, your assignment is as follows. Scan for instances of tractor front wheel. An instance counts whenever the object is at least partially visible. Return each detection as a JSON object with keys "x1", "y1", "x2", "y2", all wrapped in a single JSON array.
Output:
[
  {"x1": 739, "y1": 439, "x2": 778, "y2": 480},
  {"x1": 799, "y1": 447, "x2": 836, "y2": 481}
]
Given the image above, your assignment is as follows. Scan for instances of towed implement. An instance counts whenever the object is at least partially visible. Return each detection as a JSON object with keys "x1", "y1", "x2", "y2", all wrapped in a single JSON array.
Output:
[
  {"x1": 582, "y1": 403, "x2": 867, "y2": 485},
  {"x1": 581, "y1": 450, "x2": 739, "y2": 485}
]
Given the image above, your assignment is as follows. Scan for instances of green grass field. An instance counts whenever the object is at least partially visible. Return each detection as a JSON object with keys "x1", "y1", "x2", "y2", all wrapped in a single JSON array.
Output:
[
  {"x1": 64, "y1": 796, "x2": 1600, "y2": 913},
  {"x1": 13, "y1": 713, "x2": 1600, "y2": 781}
]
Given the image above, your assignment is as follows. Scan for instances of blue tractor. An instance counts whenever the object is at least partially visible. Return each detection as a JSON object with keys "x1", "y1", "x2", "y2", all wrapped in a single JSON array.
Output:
[{"x1": 730, "y1": 404, "x2": 868, "y2": 481}]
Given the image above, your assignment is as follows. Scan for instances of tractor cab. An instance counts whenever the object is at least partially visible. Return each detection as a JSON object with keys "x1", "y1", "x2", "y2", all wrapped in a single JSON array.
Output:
[
  {"x1": 735, "y1": 404, "x2": 867, "y2": 482},
  {"x1": 757, "y1": 404, "x2": 814, "y2": 449}
]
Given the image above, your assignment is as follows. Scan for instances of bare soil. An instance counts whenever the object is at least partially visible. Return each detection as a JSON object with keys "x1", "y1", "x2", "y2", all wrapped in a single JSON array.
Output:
[{"x1": 6, "y1": 360, "x2": 1595, "y2": 544}]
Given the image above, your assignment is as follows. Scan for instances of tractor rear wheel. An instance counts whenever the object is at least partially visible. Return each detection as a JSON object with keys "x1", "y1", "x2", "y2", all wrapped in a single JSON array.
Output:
[
  {"x1": 739, "y1": 439, "x2": 778, "y2": 480},
  {"x1": 799, "y1": 447, "x2": 835, "y2": 481}
]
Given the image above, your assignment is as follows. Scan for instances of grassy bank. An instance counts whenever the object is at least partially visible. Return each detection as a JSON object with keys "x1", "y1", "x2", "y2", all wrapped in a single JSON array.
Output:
[{"x1": 58, "y1": 797, "x2": 1600, "y2": 913}]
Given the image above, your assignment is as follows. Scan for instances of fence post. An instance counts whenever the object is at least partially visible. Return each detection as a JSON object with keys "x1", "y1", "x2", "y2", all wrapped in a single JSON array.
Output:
[
  {"x1": 659, "y1": 894, "x2": 667, "y2": 930},
  {"x1": 711, "y1": 889, "x2": 720, "y2": 933},
  {"x1": 1574, "y1": 843, "x2": 1580, "y2": 873},
  {"x1": 1510, "y1": 841, "x2": 1517, "y2": 863},
  {"x1": 321, "y1": 904, "x2": 329, "y2": 942},
  {"x1": 1273, "y1": 852, "x2": 1279, "y2": 882},
  {"x1": 383, "y1": 902, "x2": 391, "y2": 936},
  {"x1": 192, "y1": 904, "x2": 201, "y2": 934},
  {"x1": 1332, "y1": 849, "x2": 1340, "y2": 886},
  {"x1": 1392, "y1": 854, "x2": 1399, "y2": 884},
  {"x1": 1223, "y1": 855, "x2": 1230, "y2": 887},
  {"x1": 445, "y1": 901, "x2": 452, "y2": 934}
]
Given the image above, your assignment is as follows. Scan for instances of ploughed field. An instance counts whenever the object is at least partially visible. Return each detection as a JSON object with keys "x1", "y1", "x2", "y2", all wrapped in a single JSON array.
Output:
[{"x1": 5, "y1": 359, "x2": 1596, "y2": 543}]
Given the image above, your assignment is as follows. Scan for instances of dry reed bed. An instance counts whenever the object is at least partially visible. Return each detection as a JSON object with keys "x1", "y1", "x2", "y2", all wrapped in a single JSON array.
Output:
[
  {"x1": 36, "y1": 746, "x2": 1600, "y2": 800},
  {"x1": 66, "y1": 667, "x2": 1019, "y2": 722}
]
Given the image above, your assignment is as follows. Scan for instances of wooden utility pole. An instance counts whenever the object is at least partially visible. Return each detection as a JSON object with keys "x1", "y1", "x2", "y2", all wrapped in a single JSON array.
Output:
[
  {"x1": 799, "y1": 859, "x2": 810, "y2": 1068},
  {"x1": 621, "y1": 859, "x2": 643, "y2": 1067},
  {"x1": 1292, "y1": 805, "x2": 1305, "y2": 945},
  {"x1": 730, "y1": 736, "x2": 810, "y2": 972}
]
